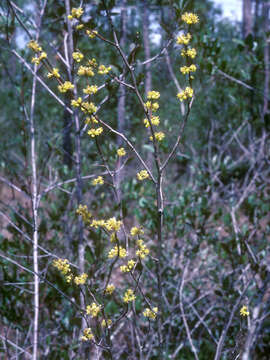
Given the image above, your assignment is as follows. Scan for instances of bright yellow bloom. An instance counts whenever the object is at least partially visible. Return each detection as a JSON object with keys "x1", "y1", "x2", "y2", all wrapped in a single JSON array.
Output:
[
  {"x1": 90, "y1": 219, "x2": 106, "y2": 228},
  {"x1": 74, "y1": 273, "x2": 88, "y2": 285},
  {"x1": 137, "y1": 170, "x2": 149, "y2": 181},
  {"x1": 47, "y1": 68, "x2": 60, "y2": 79},
  {"x1": 27, "y1": 40, "x2": 42, "y2": 52},
  {"x1": 72, "y1": 51, "x2": 84, "y2": 62},
  {"x1": 181, "y1": 12, "x2": 199, "y2": 24},
  {"x1": 108, "y1": 246, "x2": 127, "y2": 259},
  {"x1": 240, "y1": 306, "x2": 250, "y2": 317},
  {"x1": 105, "y1": 217, "x2": 122, "y2": 232},
  {"x1": 86, "y1": 302, "x2": 101, "y2": 317},
  {"x1": 81, "y1": 328, "x2": 94, "y2": 341},
  {"x1": 117, "y1": 147, "x2": 126, "y2": 157},
  {"x1": 147, "y1": 91, "x2": 160, "y2": 100},
  {"x1": 136, "y1": 239, "x2": 149, "y2": 259},
  {"x1": 176, "y1": 33, "x2": 192, "y2": 45},
  {"x1": 101, "y1": 319, "x2": 112, "y2": 327},
  {"x1": 71, "y1": 97, "x2": 82, "y2": 107},
  {"x1": 68, "y1": 7, "x2": 84, "y2": 20},
  {"x1": 76, "y1": 24, "x2": 84, "y2": 30},
  {"x1": 98, "y1": 64, "x2": 112, "y2": 74},
  {"x1": 86, "y1": 29, "x2": 98, "y2": 38},
  {"x1": 186, "y1": 48, "x2": 197, "y2": 58},
  {"x1": 120, "y1": 259, "x2": 135, "y2": 273},
  {"x1": 85, "y1": 116, "x2": 98, "y2": 125},
  {"x1": 143, "y1": 307, "x2": 158, "y2": 320},
  {"x1": 177, "y1": 87, "x2": 193, "y2": 101},
  {"x1": 83, "y1": 85, "x2": 98, "y2": 95},
  {"x1": 58, "y1": 81, "x2": 74, "y2": 93},
  {"x1": 150, "y1": 132, "x2": 165, "y2": 142},
  {"x1": 144, "y1": 116, "x2": 160, "y2": 128},
  {"x1": 92, "y1": 176, "x2": 104, "y2": 186},
  {"x1": 78, "y1": 65, "x2": 95, "y2": 76},
  {"x1": 144, "y1": 101, "x2": 159, "y2": 112},
  {"x1": 180, "y1": 64, "x2": 197, "y2": 74},
  {"x1": 31, "y1": 52, "x2": 47, "y2": 65},
  {"x1": 123, "y1": 289, "x2": 136, "y2": 303},
  {"x1": 81, "y1": 101, "x2": 97, "y2": 114},
  {"x1": 130, "y1": 226, "x2": 144, "y2": 236},
  {"x1": 52, "y1": 258, "x2": 71, "y2": 275},
  {"x1": 87, "y1": 127, "x2": 103, "y2": 137},
  {"x1": 76, "y1": 204, "x2": 92, "y2": 224},
  {"x1": 105, "y1": 284, "x2": 115, "y2": 295},
  {"x1": 89, "y1": 58, "x2": 98, "y2": 67}
]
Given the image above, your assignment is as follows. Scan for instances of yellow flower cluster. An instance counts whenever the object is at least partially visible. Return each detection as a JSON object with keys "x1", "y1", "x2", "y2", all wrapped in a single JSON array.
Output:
[
  {"x1": 83, "y1": 85, "x2": 98, "y2": 95},
  {"x1": 177, "y1": 87, "x2": 193, "y2": 101},
  {"x1": 181, "y1": 12, "x2": 199, "y2": 25},
  {"x1": 47, "y1": 68, "x2": 60, "y2": 79},
  {"x1": 101, "y1": 319, "x2": 112, "y2": 327},
  {"x1": 27, "y1": 40, "x2": 42, "y2": 53},
  {"x1": 181, "y1": 48, "x2": 197, "y2": 59},
  {"x1": 176, "y1": 33, "x2": 192, "y2": 45},
  {"x1": 105, "y1": 284, "x2": 115, "y2": 295},
  {"x1": 71, "y1": 97, "x2": 82, "y2": 107},
  {"x1": 130, "y1": 226, "x2": 144, "y2": 237},
  {"x1": 86, "y1": 302, "x2": 101, "y2": 317},
  {"x1": 143, "y1": 307, "x2": 158, "y2": 320},
  {"x1": 58, "y1": 81, "x2": 74, "y2": 93},
  {"x1": 52, "y1": 258, "x2": 73, "y2": 283},
  {"x1": 92, "y1": 176, "x2": 104, "y2": 185},
  {"x1": 87, "y1": 127, "x2": 103, "y2": 137},
  {"x1": 81, "y1": 327, "x2": 94, "y2": 341},
  {"x1": 85, "y1": 116, "x2": 98, "y2": 125},
  {"x1": 68, "y1": 7, "x2": 84, "y2": 20},
  {"x1": 144, "y1": 101, "x2": 159, "y2": 112},
  {"x1": 72, "y1": 51, "x2": 84, "y2": 62},
  {"x1": 123, "y1": 289, "x2": 136, "y2": 303},
  {"x1": 81, "y1": 101, "x2": 97, "y2": 114},
  {"x1": 90, "y1": 219, "x2": 106, "y2": 228},
  {"x1": 144, "y1": 116, "x2": 160, "y2": 128},
  {"x1": 137, "y1": 170, "x2": 149, "y2": 181},
  {"x1": 240, "y1": 305, "x2": 250, "y2": 317},
  {"x1": 108, "y1": 246, "x2": 127, "y2": 259},
  {"x1": 105, "y1": 217, "x2": 122, "y2": 231},
  {"x1": 180, "y1": 64, "x2": 197, "y2": 75},
  {"x1": 136, "y1": 239, "x2": 149, "y2": 259},
  {"x1": 147, "y1": 91, "x2": 160, "y2": 100},
  {"x1": 78, "y1": 65, "x2": 95, "y2": 76},
  {"x1": 76, "y1": 204, "x2": 92, "y2": 224},
  {"x1": 120, "y1": 259, "x2": 135, "y2": 273},
  {"x1": 76, "y1": 24, "x2": 84, "y2": 30},
  {"x1": 74, "y1": 273, "x2": 88, "y2": 285},
  {"x1": 150, "y1": 131, "x2": 165, "y2": 142},
  {"x1": 117, "y1": 147, "x2": 126, "y2": 157},
  {"x1": 31, "y1": 51, "x2": 47, "y2": 65},
  {"x1": 86, "y1": 29, "x2": 98, "y2": 38},
  {"x1": 98, "y1": 65, "x2": 112, "y2": 74}
]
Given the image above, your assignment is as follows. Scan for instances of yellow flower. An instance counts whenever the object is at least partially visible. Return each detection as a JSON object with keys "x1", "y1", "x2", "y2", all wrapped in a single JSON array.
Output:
[
  {"x1": 105, "y1": 217, "x2": 122, "y2": 232},
  {"x1": 150, "y1": 131, "x2": 165, "y2": 142},
  {"x1": 144, "y1": 116, "x2": 160, "y2": 128},
  {"x1": 176, "y1": 33, "x2": 192, "y2": 45},
  {"x1": 81, "y1": 101, "x2": 97, "y2": 114},
  {"x1": 108, "y1": 246, "x2": 127, "y2": 259},
  {"x1": 98, "y1": 64, "x2": 112, "y2": 74},
  {"x1": 71, "y1": 97, "x2": 82, "y2": 107},
  {"x1": 186, "y1": 48, "x2": 197, "y2": 58},
  {"x1": 130, "y1": 226, "x2": 144, "y2": 236},
  {"x1": 78, "y1": 65, "x2": 95, "y2": 76},
  {"x1": 90, "y1": 219, "x2": 106, "y2": 228},
  {"x1": 92, "y1": 176, "x2": 104, "y2": 186},
  {"x1": 143, "y1": 307, "x2": 158, "y2": 320},
  {"x1": 72, "y1": 51, "x2": 84, "y2": 62},
  {"x1": 69, "y1": 7, "x2": 84, "y2": 20},
  {"x1": 81, "y1": 327, "x2": 94, "y2": 341},
  {"x1": 180, "y1": 64, "x2": 197, "y2": 74},
  {"x1": 181, "y1": 12, "x2": 199, "y2": 25},
  {"x1": 58, "y1": 81, "x2": 74, "y2": 93},
  {"x1": 83, "y1": 85, "x2": 98, "y2": 95},
  {"x1": 177, "y1": 87, "x2": 193, "y2": 101},
  {"x1": 76, "y1": 24, "x2": 84, "y2": 30},
  {"x1": 86, "y1": 302, "x2": 101, "y2": 317},
  {"x1": 86, "y1": 29, "x2": 98, "y2": 38},
  {"x1": 147, "y1": 91, "x2": 160, "y2": 100},
  {"x1": 240, "y1": 306, "x2": 250, "y2": 317},
  {"x1": 137, "y1": 170, "x2": 149, "y2": 181},
  {"x1": 31, "y1": 52, "x2": 47, "y2": 65},
  {"x1": 85, "y1": 116, "x2": 98, "y2": 125},
  {"x1": 136, "y1": 239, "x2": 149, "y2": 259},
  {"x1": 87, "y1": 127, "x2": 103, "y2": 137},
  {"x1": 123, "y1": 289, "x2": 136, "y2": 303},
  {"x1": 27, "y1": 40, "x2": 42, "y2": 53},
  {"x1": 76, "y1": 204, "x2": 92, "y2": 224},
  {"x1": 47, "y1": 68, "x2": 60, "y2": 79},
  {"x1": 117, "y1": 147, "x2": 126, "y2": 157},
  {"x1": 101, "y1": 319, "x2": 112, "y2": 327},
  {"x1": 144, "y1": 101, "x2": 159, "y2": 112},
  {"x1": 74, "y1": 273, "x2": 88, "y2": 285},
  {"x1": 105, "y1": 284, "x2": 115, "y2": 295},
  {"x1": 52, "y1": 258, "x2": 71, "y2": 276},
  {"x1": 120, "y1": 259, "x2": 135, "y2": 273}
]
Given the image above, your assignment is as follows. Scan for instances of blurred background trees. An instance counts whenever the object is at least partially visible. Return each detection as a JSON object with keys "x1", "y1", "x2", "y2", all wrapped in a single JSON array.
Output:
[{"x1": 0, "y1": 0, "x2": 270, "y2": 359}]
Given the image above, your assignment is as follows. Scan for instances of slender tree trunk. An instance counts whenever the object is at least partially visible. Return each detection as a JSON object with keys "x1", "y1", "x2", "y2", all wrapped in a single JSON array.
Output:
[
  {"x1": 63, "y1": 95, "x2": 73, "y2": 169},
  {"x1": 242, "y1": 0, "x2": 253, "y2": 38},
  {"x1": 263, "y1": 1, "x2": 269, "y2": 117}
]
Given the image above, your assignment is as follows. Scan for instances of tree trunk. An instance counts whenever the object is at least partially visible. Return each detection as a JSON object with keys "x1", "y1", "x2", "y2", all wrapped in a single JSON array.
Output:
[{"x1": 242, "y1": 0, "x2": 253, "y2": 38}]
